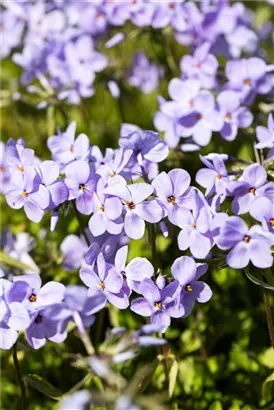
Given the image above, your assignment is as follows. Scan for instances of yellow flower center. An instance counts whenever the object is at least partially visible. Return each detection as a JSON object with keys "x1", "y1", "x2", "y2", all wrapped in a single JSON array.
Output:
[
  {"x1": 216, "y1": 173, "x2": 221, "y2": 179},
  {"x1": 18, "y1": 166, "x2": 24, "y2": 172},
  {"x1": 269, "y1": 219, "x2": 274, "y2": 227},
  {"x1": 155, "y1": 302, "x2": 162, "y2": 309},
  {"x1": 22, "y1": 190, "x2": 28, "y2": 197},
  {"x1": 249, "y1": 187, "x2": 256, "y2": 195},
  {"x1": 185, "y1": 284, "x2": 192, "y2": 292},
  {"x1": 125, "y1": 201, "x2": 136, "y2": 210},
  {"x1": 29, "y1": 294, "x2": 37, "y2": 302},
  {"x1": 99, "y1": 282, "x2": 105, "y2": 290},
  {"x1": 100, "y1": 205, "x2": 105, "y2": 212},
  {"x1": 244, "y1": 79, "x2": 251, "y2": 86},
  {"x1": 79, "y1": 184, "x2": 86, "y2": 191},
  {"x1": 167, "y1": 195, "x2": 176, "y2": 205},
  {"x1": 243, "y1": 235, "x2": 250, "y2": 243}
]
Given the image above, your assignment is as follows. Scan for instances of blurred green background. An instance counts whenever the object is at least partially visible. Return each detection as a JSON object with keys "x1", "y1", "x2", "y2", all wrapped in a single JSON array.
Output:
[{"x1": 1, "y1": 2, "x2": 274, "y2": 409}]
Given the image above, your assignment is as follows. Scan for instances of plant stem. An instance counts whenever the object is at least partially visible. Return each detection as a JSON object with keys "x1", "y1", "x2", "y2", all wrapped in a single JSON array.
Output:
[
  {"x1": 73, "y1": 312, "x2": 95, "y2": 356},
  {"x1": 13, "y1": 342, "x2": 27, "y2": 410},
  {"x1": 264, "y1": 290, "x2": 274, "y2": 350}
]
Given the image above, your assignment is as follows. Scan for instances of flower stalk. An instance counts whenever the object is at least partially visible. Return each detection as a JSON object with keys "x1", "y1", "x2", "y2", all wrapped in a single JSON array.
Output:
[{"x1": 13, "y1": 342, "x2": 28, "y2": 410}]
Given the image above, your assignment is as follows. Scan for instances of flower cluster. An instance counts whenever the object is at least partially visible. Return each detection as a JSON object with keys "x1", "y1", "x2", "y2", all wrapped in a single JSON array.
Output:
[{"x1": 2, "y1": 0, "x2": 273, "y2": 129}]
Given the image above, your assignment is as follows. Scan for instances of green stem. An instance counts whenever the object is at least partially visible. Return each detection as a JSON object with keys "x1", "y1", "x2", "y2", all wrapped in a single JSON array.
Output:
[
  {"x1": 13, "y1": 343, "x2": 28, "y2": 410},
  {"x1": 73, "y1": 312, "x2": 95, "y2": 356},
  {"x1": 264, "y1": 290, "x2": 274, "y2": 350}
]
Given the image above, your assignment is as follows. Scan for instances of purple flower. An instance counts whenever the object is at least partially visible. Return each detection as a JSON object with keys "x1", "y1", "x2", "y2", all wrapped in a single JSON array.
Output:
[
  {"x1": 60, "y1": 235, "x2": 88, "y2": 271},
  {"x1": 179, "y1": 90, "x2": 223, "y2": 146},
  {"x1": 216, "y1": 90, "x2": 253, "y2": 141},
  {"x1": 255, "y1": 114, "x2": 274, "y2": 158},
  {"x1": 65, "y1": 160, "x2": 96, "y2": 215},
  {"x1": 0, "y1": 279, "x2": 30, "y2": 350},
  {"x1": 127, "y1": 52, "x2": 163, "y2": 94},
  {"x1": 250, "y1": 197, "x2": 274, "y2": 233},
  {"x1": 104, "y1": 180, "x2": 164, "y2": 240},
  {"x1": 152, "y1": 169, "x2": 192, "y2": 225},
  {"x1": 119, "y1": 124, "x2": 169, "y2": 164},
  {"x1": 60, "y1": 391, "x2": 92, "y2": 410},
  {"x1": 88, "y1": 177, "x2": 124, "y2": 237},
  {"x1": 46, "y1": 285, "x2": 106, "y2": 334},
  {"x1": 225, "y1": 57, "x2": 273, "y2": 105},
  {"x1": 0, "y1": 142, "x2": 11, "y2": 194},
  {"x1": 37, "y1": 160, "x2": 68, "y2": 208},
  {"x1": 6, "y1": 138, "x2": 35, "y2": 174},
  {"x1": 8, "y1": 274, "x2": 65, "y2": 312},
  {"x1": 153, "y1": 79, "x2": 201, "y2": 148},
  {"x1": 113, "y1": 245, "x2": 154, "y2": 293},
  {"x1": 5, "y1": 166, "x2": 50, "y2": 222},
  {"x1": 180, "y1": 42, "x2": 218, "y2": 89},
  {"x1": 47, "y1": 122, "x2": 90, "y2": 167},
  {"x1": 130, "y1": 278, "x2": 180, "y2": 332},
  {"x1": 80, "y1": 253, "x2": 129, "y2": 309},
  {"x1": 63, "y1": 35, "x2": 108, "y2": 86},
  {"x1": 216, "y1": 216, "x2": 274, "y2": 269},
  {"x1": 177, "y1": 190, "x2": 213, "y2": 259},
  {"x1": 96, "y1": 148, "x2": 133, "y2": 183},
  {"x1": 170, "y1": 256, "x2": 212, "y2": 317},
  {"x1": 26, "y1": 307, "x2": 67, "y2": 349},
  {"x1": 196, "y1": 154, "x2": 229, "y2": 199},
  {"x1": 227, "y1": 163, "x2": 271, "y2": 214}
]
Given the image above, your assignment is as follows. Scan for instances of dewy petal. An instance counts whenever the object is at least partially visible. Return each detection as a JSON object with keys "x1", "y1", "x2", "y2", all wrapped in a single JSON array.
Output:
[
  {"x1": 124, "y1": 211, "x2": 145, "y2": 240},
  {"x1": 139, "y1": 279, "x2": 161, "y2": 303},
  {"x1": 38, "y1": 282, "x2": 65, "y2": 306},
  {"x1": 128, "y1": 182, "x2": 154, "y2": 204},
  {"x1": 130, "y1": 297, "x2": 153, "y2": 316},
  {"x1": 126, "y1": 257, "x2": 154, "y2": 281},
  {"x1": 135, "y1": 199, "x2": 164, "y2": 223},
  {"x1": 249, "y1": 240, "x2": 273, "y2": 268},
  {"x1": 226, "y1": 242, "x2": 250, "y2": 269},
  {"x1": 169, "y1": 169, "x2": 191, "y2": 197},
  {"x1": 171, "y1": 256, "x2": 197, "y2": 286},
  {"x1": 250, "y1": 197, "x2": 272, "y2": 222}
]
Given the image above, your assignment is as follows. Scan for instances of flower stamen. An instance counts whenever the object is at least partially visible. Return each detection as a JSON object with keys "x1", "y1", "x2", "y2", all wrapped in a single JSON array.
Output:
[
  {"x1": 185, "y1": 284, "x2": 192, "y2": 292},
  {"x1": 155, "y1": 301, "x2": 162, "y2": 309},
  {"x1": 29, "y1": 294, "x2": 37, "y2": 302},
  {"x1": 167, "y1": 195, "x2": 176, "y2": 205},
  {"x1": 243, "y1": 235, "x2": 250, "y2": 243}
]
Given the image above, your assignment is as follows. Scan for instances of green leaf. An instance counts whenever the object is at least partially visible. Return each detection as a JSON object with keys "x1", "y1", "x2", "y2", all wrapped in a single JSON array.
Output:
[
  {"x1": 0, "y1": 252, "x2": 36, "y2": 272},
  {"x1": 209, "y1": 401, "x2": 223, "y2": 410},
  {"x1": 23, "y1": 374, "x2": 62, "y2": 400},
  {"x1": 168, "y1": 359, "x2": 178, "y2": 397},
  {"x1": 262, "y1": 371, "x2": 274, "y2": 402},
  {"x1": 244, "y1": 268, "x2": 274, "y2": 292}
]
